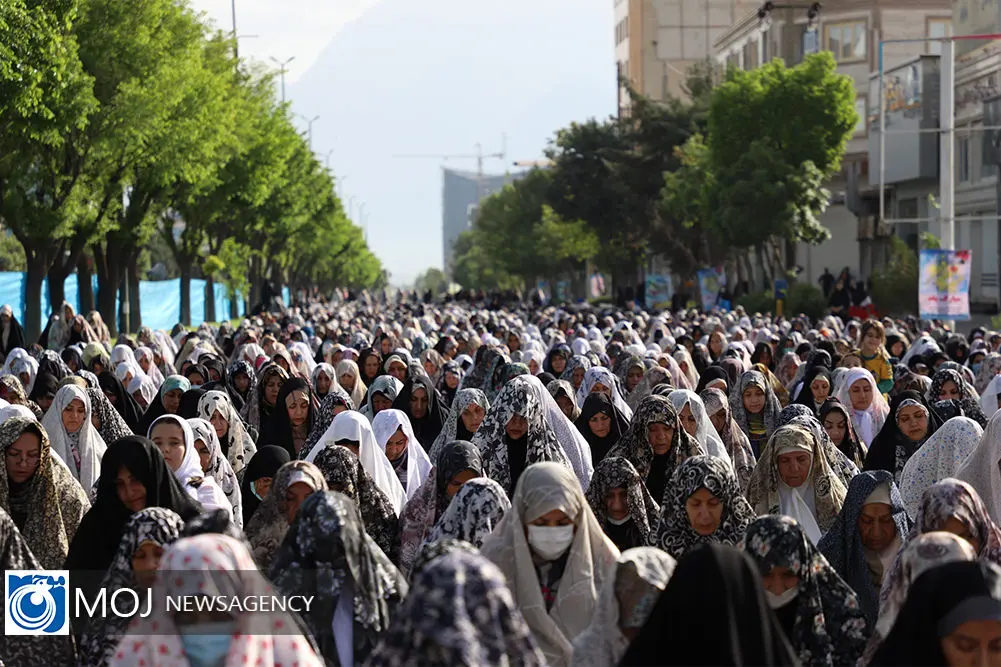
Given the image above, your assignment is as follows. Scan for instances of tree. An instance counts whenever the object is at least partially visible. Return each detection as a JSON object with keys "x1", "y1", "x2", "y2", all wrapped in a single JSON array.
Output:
[
  {"x1": 0, "y1": 0, "x2": 97, "y2": 340},
  {"x1": 705, "y1": 52, "x2": 857, "y2": 264},
  {"x1": 414, "y1": 268, "x2": 448, "y2": 295}
]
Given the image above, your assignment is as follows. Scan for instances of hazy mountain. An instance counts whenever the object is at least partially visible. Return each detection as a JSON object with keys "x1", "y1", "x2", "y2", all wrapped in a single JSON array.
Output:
[{"x1": 287, "y1": 0, "x2": 615, "y2": 284}]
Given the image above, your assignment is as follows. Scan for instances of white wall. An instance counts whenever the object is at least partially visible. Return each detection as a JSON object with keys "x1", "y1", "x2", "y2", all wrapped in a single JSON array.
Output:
[{"x1": 797, "y1": 203, "x2": 861, "y2": 287}]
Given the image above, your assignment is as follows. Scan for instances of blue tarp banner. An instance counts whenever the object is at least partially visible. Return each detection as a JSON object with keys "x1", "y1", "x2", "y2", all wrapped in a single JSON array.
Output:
[{"x1": 0, "y1": 272, "x2": 251, "y2": 332}]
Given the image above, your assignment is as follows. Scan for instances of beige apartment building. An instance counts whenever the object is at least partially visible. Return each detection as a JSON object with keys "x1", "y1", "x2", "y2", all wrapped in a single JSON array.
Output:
[
  {"x1": 615, "y1": 0, "x2": 744, "y2": 110},
  {"x1": 710, "y1": 0, "x2": 952, "y2": 289}
]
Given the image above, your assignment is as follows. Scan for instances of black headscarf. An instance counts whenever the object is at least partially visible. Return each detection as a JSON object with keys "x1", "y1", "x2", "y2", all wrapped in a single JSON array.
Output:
[
  {"x1": 819, "y1": 398, "x2": 866, "y2": 469},
  {"x1": 98, "y1": 370, "x2": 142, "y2": 432},
  {"x1": 392, "y1": 374, "x2": 446, "y2": 447},
  {"x1": 794, "y1": 366, "x2": 833, "y2": 412},
  {"x1": 177, "y1": 387, "x2": 206, "y2": 419},
  {"x1": 0, "y1": 313, "x2": 25, "y2": 356},
  {"x1": 573, "y1": 392, "x2": 628, "y2": 465},
  {"x1": 259, "y1": 377, "x2": 314, "y2": 458},
  {"x1": 620, "y1": 543, "x2": 799, "y2": 666},
  {"x1": 864, "y1": 391, "x2": 942, "y2": 479},
  {"x1": 694, "y1": 365, "x2": 729, "y2": 395},
  {"x1": 28, "y1": 372, "x2": 59, "y2": 405},
  {"x1": 239, "y1": 445, "x2": 291, "y2": 527},
  {"x1": 64, "y1": 436, "x2": 202, "y2": 605},
  {"x1": 872, "y1": 561, "x2": 1001, "y2": 666}
]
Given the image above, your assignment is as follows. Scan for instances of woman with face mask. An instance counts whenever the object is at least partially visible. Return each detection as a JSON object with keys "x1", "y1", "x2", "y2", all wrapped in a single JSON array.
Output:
[
  {"x1": 245, "y1": 460, "x2": 327, "y2": 571},
  {"x1": 238, "y1": 445, "x2": 289, "y2": 528},
  {"x1": 741, "y1": 515, "x2": 868, "y2": 667},
  {"x1": 746, "y1": 424, "x2": 848, "y2": 545},
  {"x1": 620, "y1": 544, "x2": 798, "y2": 666},
  {"x1": 112, "y1": 533, "x2": 324, "y2": 667},
  {"x1": 78, "y1": 508, "x2": 184, "y2": 667},
  {"x1": 270, "y1": 491, "x2": 406, "y2": 666},
  {"x1": 427, "y1": 388, "x2": 489, "y2": 461},
  {"x1": 480, "y1": 462, "x2": 619, "y2": 667},
  {"x1": 651, "y1": 455, "x2": 755, "y2": 559},
  {"x1": 571, "y1": 547, "x2": 677, "y2": 667}
]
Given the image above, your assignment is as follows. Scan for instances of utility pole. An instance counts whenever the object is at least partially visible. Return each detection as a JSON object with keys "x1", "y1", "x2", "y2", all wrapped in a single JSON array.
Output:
[
  {"x1": 231, "y1": 0, "x2": 238, "y2": 57},
  {"x1": 270, "y1": 56, "x2": 295, "y2": 103}
]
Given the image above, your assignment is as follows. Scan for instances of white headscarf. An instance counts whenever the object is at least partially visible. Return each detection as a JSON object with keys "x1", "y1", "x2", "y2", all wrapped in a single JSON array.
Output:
[
  {"x1": 371, "y1": 409, "x2": 432, "y2": 501},
  {"x1": 957, "y1": 409, "x2": 1001, "y2": 524},
  {"x1": 833, "y1": 367, "x2": 889, "y2": 447},
  {"x1": 666, "y1": 389, "x2": 733, "y2": 472},
  {"x1": 776, "y1": 445, "x2": 823, "y2": 545},
  {"x1": 306, "y1": 410, "x2": 406, "y2": 515},
  {"x1": 480, "y1": 462, "x2": 619, "y2": 666},
  {"x1": 148, "y1": 414, "x2": 232, "y2": 518},
  {"x1": 981, "y1": 374, "x2": 1001, "y2": 418},
  {"x1": 41, "y1": 384, "x2": 106, "y2": 492},
  {"x1": 188, "y1": 417, "x2": 243, "y2": 529},
  {"x1": 900, "y1": 417, "x2": 984, "y2": 519}
]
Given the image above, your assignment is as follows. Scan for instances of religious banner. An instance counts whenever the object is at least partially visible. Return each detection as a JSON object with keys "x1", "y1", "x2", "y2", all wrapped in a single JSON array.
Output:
[
  {"x1": 645, "y1": 274, "x2": 672, "y2": 309},
  {"x1": 696, "y1": 268, "x2": 721, "y2": 311},
  {"x1": 919, "y1": 249, "x2": 972, "y2": 320}
]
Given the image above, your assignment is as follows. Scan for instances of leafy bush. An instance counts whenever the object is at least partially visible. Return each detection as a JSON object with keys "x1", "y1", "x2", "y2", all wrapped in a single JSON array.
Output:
[
  {"x1": 870, "y1": 236, "x2": 918, "y2": 316},
  {"x1": 736, "y1": 291, "x2": 775, "y2": 315},
  {"x1": 786, "y1": 283, "x2": 827, "y2": 320}
]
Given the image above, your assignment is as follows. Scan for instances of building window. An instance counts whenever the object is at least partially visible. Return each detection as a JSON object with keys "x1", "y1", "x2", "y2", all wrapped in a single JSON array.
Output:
[
  {"x1": 927, "y1": 18, "x2": 951, "y2": 56},
  {"x1": 855, "y1": 95, "x2": 867, "y2": 136},
  {"x1": 958, "y1": 136, "x2": 970, "y2": 182},
  {"x1": 824, "y1": 21, "x2": 867, "y2": 62}
]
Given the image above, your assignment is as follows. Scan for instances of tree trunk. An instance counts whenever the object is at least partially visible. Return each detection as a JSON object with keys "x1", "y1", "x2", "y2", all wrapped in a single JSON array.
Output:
[
  {"x1": 94, "y1": 244, "x2": 122, "y2": 338},
  {"x1": 205, "y1": 274, "x2": 217, "y2": 323},
  {"x1": 77, "y1": 253, "x2": 94, "y2": 314},
  {"x1": 248, "y1": 256, "x2": 261, "y2": 311},
  {"x1": 47, "y1": 271, "x2": 67, "y2": 316},
  {"x1": 179, "y1": 261, "x2": 192, "y2": 326},
  {"x1": 128, "y1": 256, "x2": 141, "y2": 331},
  {"x1": 24, "y1": 255, "x2": 47, "y2": 344}
]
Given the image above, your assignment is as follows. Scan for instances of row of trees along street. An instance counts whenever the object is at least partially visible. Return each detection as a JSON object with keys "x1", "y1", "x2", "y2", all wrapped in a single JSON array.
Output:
[
  {"x1": 450, "y1": 54, "x2": 859, "y2": 302},
  {"x1": 1, "y1": 0, "x2": 385, "y2": 341}
]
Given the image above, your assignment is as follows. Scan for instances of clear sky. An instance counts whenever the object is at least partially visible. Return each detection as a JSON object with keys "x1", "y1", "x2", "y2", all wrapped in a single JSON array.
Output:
[{"x1": 188, "y1": 0, "x2": 616, "y2": 286}]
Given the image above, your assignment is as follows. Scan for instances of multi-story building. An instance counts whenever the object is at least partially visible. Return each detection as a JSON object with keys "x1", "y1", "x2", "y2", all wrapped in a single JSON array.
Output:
[
  {"x1": 615, "y1": 0, "x2": 743, "y2": 112},
  {"x1": 711, "y1": 0, "x2": 952, "y2": 293},
  {"x1": 441, "y1": 168, "x2": 522, "y2": 274}
]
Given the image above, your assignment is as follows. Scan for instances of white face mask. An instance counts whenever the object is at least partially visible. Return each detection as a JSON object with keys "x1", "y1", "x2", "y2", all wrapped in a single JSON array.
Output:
[
  {"x1": 526, "y1": 524, "x2": 575, "y2": 560},
  {"x1": 606, "y1": 514, "x2": 631, "y2": 526},
  {"x1": 766, "y1": 585, "x2": 799, "y2": 609}
]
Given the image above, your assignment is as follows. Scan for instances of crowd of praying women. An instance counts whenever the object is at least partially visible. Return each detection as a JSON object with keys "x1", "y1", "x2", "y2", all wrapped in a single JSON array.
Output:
[{"x1": 4, "y1": 298, "x2": 1001, "y2": 665}]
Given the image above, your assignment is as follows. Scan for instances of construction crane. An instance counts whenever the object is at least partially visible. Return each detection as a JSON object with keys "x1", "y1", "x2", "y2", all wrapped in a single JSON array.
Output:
[
  {"x1": 393, "y1": 136, "x2": 507, "y2": 201},
  {"x1": 513, "y1": 159, "x2": 552, "y2": 168}
]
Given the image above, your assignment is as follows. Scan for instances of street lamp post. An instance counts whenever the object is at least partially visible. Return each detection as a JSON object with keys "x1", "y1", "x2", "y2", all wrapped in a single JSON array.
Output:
[
  {"x1": 298, "y1": 114, "x2": 320, "y2": 149},
  {"x1": 269, "y1": 56, "x2": 295, "y2": 103}
]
